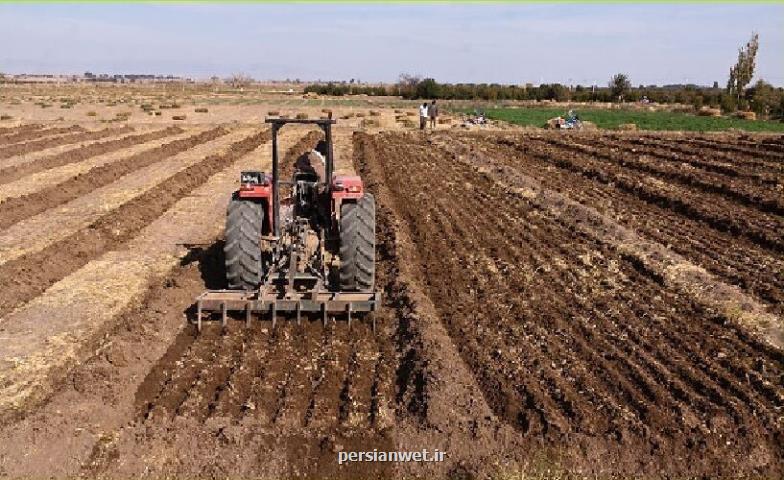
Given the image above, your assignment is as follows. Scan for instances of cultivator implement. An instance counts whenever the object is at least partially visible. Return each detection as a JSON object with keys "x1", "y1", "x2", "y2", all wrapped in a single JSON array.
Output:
[
  {"x1": 195, "y1": 289, "x2": 380, "y2": 331},
  {"x1": 195, "y1": 116, "x2": 380, "y2": 331}
]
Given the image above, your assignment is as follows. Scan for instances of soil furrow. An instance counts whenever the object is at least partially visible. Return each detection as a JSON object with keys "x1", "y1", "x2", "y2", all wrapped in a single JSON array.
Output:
[
  {"x1": 0, "y1": 126, "x2": 131, "y2": 160},
  {"x1": 0, "y1": 127, "x2": 226, "y2": 230},
  {"x1": 0, "y1": 129, "x2": 269, "y2": 318},
  {"x1": 0, "y1": 126, "x2": 181, "y2": 185},
  {"x1": 454, "y1": 133, "x2": 784, "y2": 313},
  {"x1": 0, "y1": 125, "x2": 82, "y2": 145},
  {"x1": 0, "y1": 124, "x2": 45, "y2": 139},
  {"x1": 360, "y1": 131, "x2": 784, "y2": 477}
]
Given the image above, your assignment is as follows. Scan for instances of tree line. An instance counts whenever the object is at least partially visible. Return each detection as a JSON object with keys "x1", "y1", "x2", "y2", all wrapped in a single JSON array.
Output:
[{"x1": 304, "y1": 33, "x2": 783, "y2": 120}]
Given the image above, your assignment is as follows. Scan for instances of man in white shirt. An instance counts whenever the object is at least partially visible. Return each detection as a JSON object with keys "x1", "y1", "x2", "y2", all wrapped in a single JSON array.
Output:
[{"x1": 419, "y1": 102, "x2": 429, "y2": 130}]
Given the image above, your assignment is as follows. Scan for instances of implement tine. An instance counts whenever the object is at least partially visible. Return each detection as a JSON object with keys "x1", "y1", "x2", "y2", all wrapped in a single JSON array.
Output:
[
  {"x1": 296, "y1": 302, "x2": 301, "y2": 326},
  {"x1": 196, "y1": 300, "x2": 203, "y2": 333},
  {"x1": 271, "y1": 302, "x2": 277, "y2": 329},
  {"x1": 245, "y1": 303, "x2": 252, "y2": 327},
  {"x1": 221, "y1": 302, "x2": 227, "y2": 330},
  {"x1": 322, "y1": 303, "x2": 327, "y2": 327},
  {"x1": 347, "y1": 303, "x2": 352, "y2": 329}
]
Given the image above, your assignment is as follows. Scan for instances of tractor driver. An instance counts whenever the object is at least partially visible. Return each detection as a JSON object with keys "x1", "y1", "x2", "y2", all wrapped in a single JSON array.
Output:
[{"x1": 294, "y1": 139, "x2": 327, "y2": 183}]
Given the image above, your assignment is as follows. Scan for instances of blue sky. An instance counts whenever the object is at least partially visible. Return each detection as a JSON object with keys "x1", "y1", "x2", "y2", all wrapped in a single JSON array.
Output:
[{"x1": 0, "y1": 3, "x2": 782, "y2": 86}]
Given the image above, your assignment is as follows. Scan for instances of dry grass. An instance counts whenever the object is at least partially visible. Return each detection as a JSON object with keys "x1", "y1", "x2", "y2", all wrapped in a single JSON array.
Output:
[
  {"x1": 735, "y1": 111, "x2": 757, "y2": 120},
  {"x1": 697, "y1": 106, "x2": 722, "y2": 117}
]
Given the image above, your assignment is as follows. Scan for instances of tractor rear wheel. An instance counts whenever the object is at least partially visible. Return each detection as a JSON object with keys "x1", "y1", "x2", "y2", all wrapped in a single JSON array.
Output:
[
  {"x1": 224, "y1": 197, "x2": 265, "y2": 290},
  {"x1": 339, "y1": 193, "x2": 376, "y2": 291}
]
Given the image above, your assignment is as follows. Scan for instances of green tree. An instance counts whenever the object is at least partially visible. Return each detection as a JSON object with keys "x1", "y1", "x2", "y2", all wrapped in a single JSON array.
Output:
[
  {"x1": 414, "y1": 78, "x2": 440, "y2": 99},
  {"x1": 747, "y1": 80, "x2": 778, "y2": 117},
  {"x1": 609, "y1": 73, "x2": 631, "y2": 102},
  {"x1": 727, "y1": 32, "x2": 759, "y2": 104}
]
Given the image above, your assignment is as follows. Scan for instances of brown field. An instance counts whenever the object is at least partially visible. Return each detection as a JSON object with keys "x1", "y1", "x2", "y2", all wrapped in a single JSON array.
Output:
[{"x1": 0, "y1": 86, "x2": 782, "y2": 479}]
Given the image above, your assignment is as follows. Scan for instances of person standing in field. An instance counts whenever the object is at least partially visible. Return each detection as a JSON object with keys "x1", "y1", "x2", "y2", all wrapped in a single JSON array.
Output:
[
  {"x1": 429, "y1": 100, "x2": 438, "y2": 128},
  {"x1": 419, "y1": 102, "x2": 429, "y2": 130}
]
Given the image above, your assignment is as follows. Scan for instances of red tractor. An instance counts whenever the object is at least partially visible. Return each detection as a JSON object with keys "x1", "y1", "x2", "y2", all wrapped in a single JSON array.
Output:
[{"x1": 196, "y1": 117, "x2": 379, "y2": 330}]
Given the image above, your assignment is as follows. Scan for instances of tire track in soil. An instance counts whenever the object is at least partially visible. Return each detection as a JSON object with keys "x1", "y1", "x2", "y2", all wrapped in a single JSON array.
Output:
[
  {"x1": 0, "y1": 127, "x2": 224, "y2": 230},
  {"x1": 0, "y1": 126, "x2": 181, "y2": 186},
  {"x1": 362, "y1": 132, "x2": 784, "y2": 478},
  {"x1": 0, "y1": 125, "x2": 81, "y2": 145},
  {"x1": 0, "y1": 129, "x2": 270, "y2": 319},
  {"x1": 0, "y1": 126, "x2": 130, "y2": 160}
]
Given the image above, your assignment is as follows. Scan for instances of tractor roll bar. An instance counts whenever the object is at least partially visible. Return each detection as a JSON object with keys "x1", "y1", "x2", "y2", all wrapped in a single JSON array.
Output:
[{"x1": 264, "y1": 116, "x2": 336, "y2": 237}]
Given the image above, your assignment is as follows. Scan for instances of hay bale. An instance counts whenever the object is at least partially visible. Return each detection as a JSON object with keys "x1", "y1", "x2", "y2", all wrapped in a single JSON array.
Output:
[
  {"x1": 361, "y1": 119, "x2": 380, "y2": 128},
  {"x1": 355, "y1": 112, "x2": 366, "y2": 117},
  {"x1": 402, "y1": 120, "x2": 417, "y2": 129},
  {"x1": 394, "y1": 109, "x2": 403, "y2": 114},
  {"x1": 697, "y1": 106, "x2": 722, "y2": 117},
  {"x1": 267, "y1": 110, "x2": 280, "y2": 116},
  {"x1": 295, "y1": 113, "x2": 308, "y2": 120},
  {"x1": 618, "y1": 123, "x2": 638, "y2": 131},
  {"x1": 86, "y1": 111, "x2": 97, "y2": 117},
  {"x1": 734, "y1": 111, "x2": 756, "y2": 121},
  {"x1": 369, "y1": 110, "x2": 381, "y2": 116},
  {"x1": 321, "y1": 108, "x2": 332, "y2": 114},
  {"x1": 581, "y1": 121, "x2": 598, "y2": 131},
  {"x1": 0, "y1": 115, "x2": 12, "y2": 121},
  {"x1": 544, "y1": 117, "x2": 562, "y2": 129},
  {"x1": 405, "y1": 111, "x2": 416, "y2": 117},
  {"x1": 395, "y1": 115, "x2": 407, "y2": 122},
  {"x1": 172, "y1": 115, "x2": 187, "y2": 121},
  {"x1": 195, "y1": 107, "x2": 208, "y2": 113},
  {"x1": 437, "y1": 118, "x2": 452, "y2": 124}
]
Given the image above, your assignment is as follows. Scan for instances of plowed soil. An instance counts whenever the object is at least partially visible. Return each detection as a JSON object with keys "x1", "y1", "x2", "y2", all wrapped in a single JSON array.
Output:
[
  {"x1": 0, "y1": 125, "x2": 82, "y2": 145},
  {"x1": 0, "y1": 126, "x2": 181, "y2": 185},
  {"x1": 0, "y1": 126, "x2": 781, "y2": 479},
  {"x1": 0, "y1": 126, "x2": 131, "y2": 159}
]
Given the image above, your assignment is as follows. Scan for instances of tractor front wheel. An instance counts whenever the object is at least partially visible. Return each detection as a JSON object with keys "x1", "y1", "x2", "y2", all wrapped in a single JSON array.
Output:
[
  {"x1": 339, "y1": 193, "x2": 376, "y2": 291},
  {"x1": 224, "y1": 196, "x2": 265, "y2": 290}
]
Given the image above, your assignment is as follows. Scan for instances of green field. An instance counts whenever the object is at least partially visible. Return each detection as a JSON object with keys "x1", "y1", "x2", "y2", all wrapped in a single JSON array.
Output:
[{"x1": 480, "y1": 107, "x2": 784, "y2": 133}]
